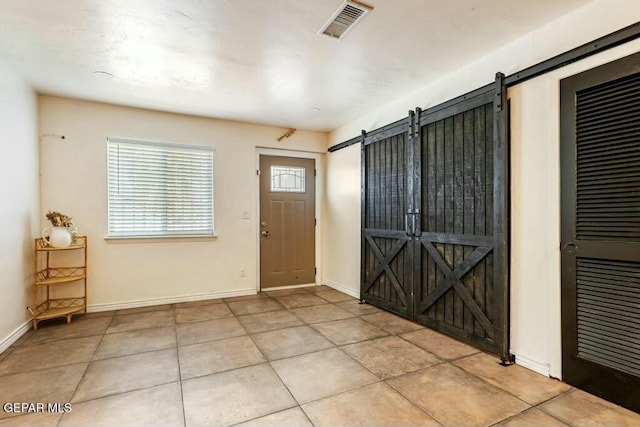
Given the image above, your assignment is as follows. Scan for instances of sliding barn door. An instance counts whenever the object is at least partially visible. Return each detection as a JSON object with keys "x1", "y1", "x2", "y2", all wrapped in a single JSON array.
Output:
[
  {"x1": 361, "y1": 75, "x2": 510, "y2": 360},
  {"x1": 413, "y1": 78, "x2": 510, "y2": 357},
  {"x1": 560, "y1": 52, "x2": 640, "y2": 412},
  {"x1": 361, "y1": 119, "x2": 413, "y2": 318}
]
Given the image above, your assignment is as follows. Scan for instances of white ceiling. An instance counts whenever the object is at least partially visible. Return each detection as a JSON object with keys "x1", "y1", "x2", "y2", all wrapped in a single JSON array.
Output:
[{"x1": 0, "y1": 0, "x2": 592, "y2": 132}]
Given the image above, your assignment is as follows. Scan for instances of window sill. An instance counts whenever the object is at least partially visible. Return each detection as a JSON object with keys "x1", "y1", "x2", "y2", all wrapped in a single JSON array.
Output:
[{"x1": 104, "y1": 234, "x2": 218, "y2": 244}]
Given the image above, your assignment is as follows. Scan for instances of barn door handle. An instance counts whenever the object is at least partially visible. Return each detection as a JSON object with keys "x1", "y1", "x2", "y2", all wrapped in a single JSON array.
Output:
[{"x1": 405, "y1": 214, "x2": 413, "y2": 236}]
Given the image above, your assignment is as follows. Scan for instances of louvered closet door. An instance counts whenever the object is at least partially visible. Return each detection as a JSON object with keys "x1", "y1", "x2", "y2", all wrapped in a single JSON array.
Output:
[
  {"x1": 361, "y1": 119, "x2": 414, "y2": 318},
  {"x1": 560, "y1": 52, "x2": 640, "y2": 412}
]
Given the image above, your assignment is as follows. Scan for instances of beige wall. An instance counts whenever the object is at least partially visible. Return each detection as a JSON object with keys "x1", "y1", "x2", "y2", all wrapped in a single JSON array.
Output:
[
  {"x1": 324, "y1": 0, "x2": 640, "y2": 377},
  {"x1": 0, "y1": 59, "x2": 39, "y2": 351},
  {"x1": 39, "y1": 96, "x2": 327, "y2": 310},
  {"x1": 322, "y1": 143, "x2": 361, "y2": 297}
]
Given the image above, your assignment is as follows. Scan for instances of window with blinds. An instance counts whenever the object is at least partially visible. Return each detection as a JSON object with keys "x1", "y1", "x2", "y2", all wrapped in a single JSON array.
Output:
[{"x1": 107, "y1": 137, "x2": 214, "y2": 237}]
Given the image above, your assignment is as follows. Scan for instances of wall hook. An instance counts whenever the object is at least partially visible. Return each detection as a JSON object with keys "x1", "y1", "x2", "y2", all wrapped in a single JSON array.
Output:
[
  {"x1": 277, "y1": 128, "x2": 296, "y2": 142},
  {"x1": 39, "y1": 134, "x2": 66, "y2": 141}
]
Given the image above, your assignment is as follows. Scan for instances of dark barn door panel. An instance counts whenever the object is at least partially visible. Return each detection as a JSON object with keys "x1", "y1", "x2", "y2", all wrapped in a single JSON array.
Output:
[
  {"x1": 361, "y1": 118, "x2": 414, "y2": 318},
  {"x1": 561, "y1": 52, "x2": 640, "y2": 412},
  {"x1": 413, "y1": 80, "x2": 510, "y2": 357},
  {"x1": 414, "y1": 87, "x2": 508, "y2": 356},
  {"x1": 361, "y1": 75, "x2": 510, "y2": 360}
]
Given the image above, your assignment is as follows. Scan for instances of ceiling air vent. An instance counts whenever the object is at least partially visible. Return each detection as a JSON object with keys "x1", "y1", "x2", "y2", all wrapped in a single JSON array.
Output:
[{"x1": 319, "y1": 1, "x2": 373, "y2": 40}]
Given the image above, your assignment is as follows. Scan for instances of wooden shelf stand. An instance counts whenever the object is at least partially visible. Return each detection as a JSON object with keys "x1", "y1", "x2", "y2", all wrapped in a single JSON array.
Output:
[{"x1": 32, "y1": 235, "x2": 87, "y2": 329}]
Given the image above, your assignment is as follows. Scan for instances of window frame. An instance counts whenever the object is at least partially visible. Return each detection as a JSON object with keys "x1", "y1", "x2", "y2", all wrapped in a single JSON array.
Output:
[
  {"x1": 269, "y1": 164, "x2": 307, "y2": 193},
  {"x1": 105, "y1": 137, "x2": 215, "y2": 240}
]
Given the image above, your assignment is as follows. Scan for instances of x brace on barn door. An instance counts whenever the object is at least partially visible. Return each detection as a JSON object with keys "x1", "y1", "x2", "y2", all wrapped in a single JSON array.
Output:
[
  {"x1": 361, "y1": 74, "x2": 511, "y2": 361},
  {"x1": 363, "y1": 233, "x2": 410, "y2": 308},
  {"x1": 418, "y1": 237, "x2": 494, "y2": 338}
]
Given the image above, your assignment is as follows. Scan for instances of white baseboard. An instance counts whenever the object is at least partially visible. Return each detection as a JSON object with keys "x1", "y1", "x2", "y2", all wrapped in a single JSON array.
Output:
[
  {"x1": 323, "y1": 280, "x2": 359, "y2": 299},
  {"x1": 87, "y1": 288, "x2": 257, "y2": 312},
  {"x1": 0, "y1": 320, "x2": 32, "y2": 355},
  {"x1": 514, "y1": 352, "x2": 551, "y2": 377},
  {"x1": 0, "y1": 289, "x2": 258, "y2": 353}
]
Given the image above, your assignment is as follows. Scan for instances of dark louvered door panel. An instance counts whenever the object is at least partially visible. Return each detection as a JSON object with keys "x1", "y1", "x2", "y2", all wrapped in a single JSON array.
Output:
[
  {"x1": 561, "y1": 51, "x2": 640, "y2": 412},
  {"x1": 361, "y1": 119, "x2": 413, "y2": 318},
  {"x1": 576, "y1": 71, "x2": 640, "y2": 241},
  {"x1": 576, "y1": 258, "x2": 640, "y2": 377}
]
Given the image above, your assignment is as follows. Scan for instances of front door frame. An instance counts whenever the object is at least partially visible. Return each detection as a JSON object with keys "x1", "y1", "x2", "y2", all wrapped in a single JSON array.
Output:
[{"x1": 255, "y1": 147, "x2": 323, "y2": 292}]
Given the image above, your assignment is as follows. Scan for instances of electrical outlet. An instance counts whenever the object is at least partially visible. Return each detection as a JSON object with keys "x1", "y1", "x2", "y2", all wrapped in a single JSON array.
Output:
[{"x1": 239, "y1": 268, "x2": 246, "y2": 277}]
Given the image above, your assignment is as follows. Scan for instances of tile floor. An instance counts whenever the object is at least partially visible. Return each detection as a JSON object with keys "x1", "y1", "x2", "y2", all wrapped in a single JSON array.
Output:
[{"x1": 0, "y1": 286, "x2": 639, "y2": 427}]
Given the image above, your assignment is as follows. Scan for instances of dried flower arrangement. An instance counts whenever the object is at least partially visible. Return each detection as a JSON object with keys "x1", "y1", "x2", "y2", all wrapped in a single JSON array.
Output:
[{"x1": 45, "y1": 211, "x2": 77, "y2": 242}]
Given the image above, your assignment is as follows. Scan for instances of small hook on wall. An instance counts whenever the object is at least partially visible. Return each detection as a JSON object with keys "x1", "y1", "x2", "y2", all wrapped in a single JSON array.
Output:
[
  {"x1": 277, "y1": 128, "x2": 296, "y2": 142},
  {"x1": 39, "y1": 134, "x2": 66, "y2": 141}
]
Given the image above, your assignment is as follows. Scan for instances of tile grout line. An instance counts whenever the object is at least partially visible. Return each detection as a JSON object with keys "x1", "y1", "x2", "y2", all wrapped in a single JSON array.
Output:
[
  {"x1": 0, "y1": 345, "x2": 16, "y2": 363},
  {"x1": 300, "y1": 314, "x2": 357, "y2": 326},
  {"x1": 112, "y1": 309, "x2": 175, "y2": 318},
  {"x1": 395, "y1": 333, "x2": 449, "y2": 363},
  {"x1": 299, "y1": 379, "x2": 386, "y2": 406},
  {"x1": 488, "y1": 405, "x2": 567, "y2": 427},
  {"x1": 0, "y1": 336, "x2": 108, "y2": 379},
  {"x1": 375, "y1": 328, "x2": 566, "y2": 426},
  {"x1": 361, "y1": 311, "x2": 577, "y2": 421},
  {"x1": 181, "y1": 359, "x2": 270, "y2": 382},
  {"x1": 330, "y1": 340, "x2": 448, "y2": 424},
  {"x1": 227, "y1": 407, "x2": 315, "y2": 427},
  {"x1": 57, "y1": 313, "x2": 115, "y2": 426},
  {"x1": 533, "y1": 386, "x2": 575, "y2": 407},
  {"x1": 62, "y1": 379, "x2": 183, "y2": 406},
  {"x1": 383, "y1": 365, "x2": 450, "y2": 427},
  {"x1": 285, "y1": 307, "x2": 357, "y2": 326},
  {"x1": 450, "y1": 355, "x2": 570, "y2": 412},
  {"x1": 236, "y1": 312, "x2": 303, "y2": 424},
  {"x1": 11, "y1": 317, "x2": 113, "y2": 348},
  {"x1": 53, "y1": 312, "x2": 180, "y2": 406},
  {"x1": 60, "y1": 310, "x2": 182, "y2": 407},
  {"x1": 104, "y1": 316, "x2": 176, "y2": 335},
  {"x1": 302, "y1": 375, "x2": 442, "y2": 426},
  {"x1": 336, "y1": 335, "x2": 451, "y2": 380},
  {"x1": 299, "y1": 405, "x2": 317, "y2": 427},
  {"x1": 534, "y1": 388, "x2": 580, "y2": 426},
  {"x1": 306, "y1": 321, "x2": 388, "y2": 346},
  {"x1": 176, "y1": 312, "x2": 276, "y2": 381},
  {"x1": 259, "y1": 330, "x2": 438, "y2": 422},
  {"x1": 174, "y1": 311, "x2": 188, "y2": 427},
  {"x1": 244, "y1": 322, "x2": 317, "y2": 337},
  {"x1": 91, "y1": 329, "x2": 178, "y2": 362},
  {"x1": 440, "y1": 358, "x2": 539, "y2": 421}
]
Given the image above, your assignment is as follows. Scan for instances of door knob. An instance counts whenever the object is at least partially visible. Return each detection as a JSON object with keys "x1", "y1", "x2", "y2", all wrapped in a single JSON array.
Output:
[{"x1": 261, "y1": 230, "x2": 270, "y2": 237}]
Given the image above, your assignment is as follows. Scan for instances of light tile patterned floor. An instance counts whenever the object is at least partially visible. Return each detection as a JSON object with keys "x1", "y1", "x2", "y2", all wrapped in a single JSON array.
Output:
[{"x1": 1, "y1": 285, "x2": 639, "y2": 427}]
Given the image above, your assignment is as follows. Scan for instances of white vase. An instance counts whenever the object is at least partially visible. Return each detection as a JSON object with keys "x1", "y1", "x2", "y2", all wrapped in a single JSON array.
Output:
[{"x1": 42, "y1": 226, "x2": 72, "y2": 248}]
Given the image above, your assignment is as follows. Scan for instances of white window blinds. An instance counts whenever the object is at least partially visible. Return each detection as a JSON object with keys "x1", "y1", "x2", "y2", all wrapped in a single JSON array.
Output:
[{"x1": 107, "y1": 137, "x2": 214, "y2": 237}]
